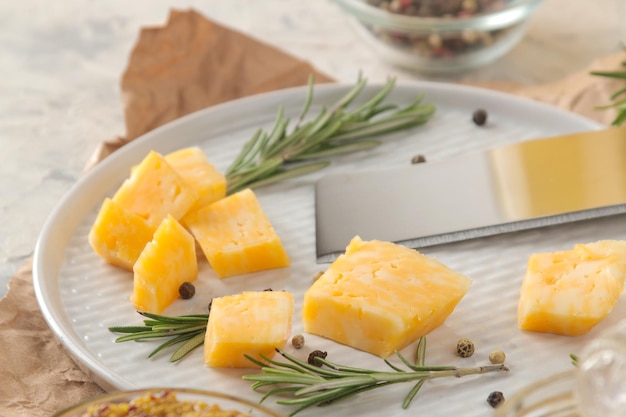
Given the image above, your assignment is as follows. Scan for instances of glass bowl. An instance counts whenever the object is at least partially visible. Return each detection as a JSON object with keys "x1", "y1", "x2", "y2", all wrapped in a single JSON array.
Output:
[
  {"x1": 51, "y1": 388, "x2": 286, "y2": 417},
  {"x1": 493, "y1": 369, "x2": 579, "y2": 417},
  {"x1": 333, "y1": 0, "x2": 544, "y2": 73},
  {"x1": 494, "y1": 319, "x2": 626, "y2": 417}
]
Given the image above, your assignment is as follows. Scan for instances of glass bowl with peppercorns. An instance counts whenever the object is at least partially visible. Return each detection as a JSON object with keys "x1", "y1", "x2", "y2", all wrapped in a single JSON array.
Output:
[{"x1": 334, "y1": 0, "x2": 543, "y2": 73}]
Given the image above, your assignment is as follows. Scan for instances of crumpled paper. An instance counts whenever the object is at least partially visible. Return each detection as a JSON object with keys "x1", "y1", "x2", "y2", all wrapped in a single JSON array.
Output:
[
  {"x1": 0, "y1": 7, "x2": 624, "y2": 417},
  {"x1": 87, "y1": 9, "x2": 333, "y2": 168}
]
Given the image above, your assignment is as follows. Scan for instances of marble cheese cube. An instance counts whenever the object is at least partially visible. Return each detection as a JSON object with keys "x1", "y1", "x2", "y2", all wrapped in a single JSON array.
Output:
[
  {"x1": 165, "y1": 146, "x2": 226, "y2": 211},
  {"x1": 88, "y1": 198, "x2": 154, "y2": 271},
  {"x1": 113, "y1": 150, "x2": 198, "y2": 228},
  {"x1": 184, "y1": 188, "x2": 290, "y2": 278},
  {"x1": 303, "y1": 236, "x2": 472, "y2": 358},
  {"x1": 131, "y1": 215, "x2": 197, "y2": 314},
  {"x1": 518, "y1": 240, "x2": 626, "y2": 336},
  {"x1": 204, "y1": 291, "x2": 294, "y2": 368}
]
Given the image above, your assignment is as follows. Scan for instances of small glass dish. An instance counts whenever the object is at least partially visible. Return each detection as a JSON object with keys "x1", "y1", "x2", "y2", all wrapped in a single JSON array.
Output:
[
  {"x1": 495, "y1": 318, "x2": 626, "y2": 417},
  {"x1": 493, "y1": 369, "x2": 579, "y2": 417},
  {"x1": 51, "y1": 388, "x2": 286, "y2": 417},
  {"x1": 333, "y1": 0, "x2": 544, "y2": 73}
]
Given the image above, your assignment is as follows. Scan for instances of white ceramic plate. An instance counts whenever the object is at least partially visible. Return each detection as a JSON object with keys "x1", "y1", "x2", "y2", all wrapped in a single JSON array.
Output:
[{"x1": 34, "y1": 81, "x2": 623, "y2": 417}]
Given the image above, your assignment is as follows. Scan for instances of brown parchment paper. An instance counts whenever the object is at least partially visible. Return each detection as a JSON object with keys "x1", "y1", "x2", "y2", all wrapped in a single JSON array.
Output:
[{"x1": 1, "y1": 7, "x2": 624, "y2": 417}]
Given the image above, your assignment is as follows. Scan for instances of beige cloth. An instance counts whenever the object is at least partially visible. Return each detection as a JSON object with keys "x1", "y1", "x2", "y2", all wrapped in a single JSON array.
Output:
[{"x1": 1, "y1": 8, "x2": 624, "y2": 416}]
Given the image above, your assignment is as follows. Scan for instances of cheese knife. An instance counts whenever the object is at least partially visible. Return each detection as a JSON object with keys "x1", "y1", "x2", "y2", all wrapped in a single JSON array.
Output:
[{"x1": 315, "y1": 126, "x2": 626, "y2": 263}]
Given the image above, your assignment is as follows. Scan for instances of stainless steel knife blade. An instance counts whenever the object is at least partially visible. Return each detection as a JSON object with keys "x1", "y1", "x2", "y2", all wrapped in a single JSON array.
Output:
[{"x1": 315, "y1": 127, "x2": 626, "y2": 263}]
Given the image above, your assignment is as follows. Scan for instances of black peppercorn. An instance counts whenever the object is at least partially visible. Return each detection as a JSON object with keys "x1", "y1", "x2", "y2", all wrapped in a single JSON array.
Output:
[
  {"x1": 472, "y1": 109, "x2": 488, "y2": 126},
  {"x1": 487, "y1": 391, "x2": 505, "y2": 408},
  {"x1": 411, "y1": 154, "x2": 427, "y2": 164},
  {"x1": 307, "y1": 350, "x2": 328, "y2": 366},
  {"x1": 178, "y1": 282, "x2": 196, "y2": 299}
]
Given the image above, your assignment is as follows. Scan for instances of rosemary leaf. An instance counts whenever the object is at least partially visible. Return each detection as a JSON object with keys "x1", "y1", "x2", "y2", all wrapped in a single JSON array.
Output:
[
  {"x1": 295, "y1": 75, "x2": 315, "y2": 126},
  {"x1": 590, "y1": 70, "x2": 626, "y2": 80},
  {"x1": 170, "y1": 332, "x2": 206, "y2": 362},
  {"x1": 259, "y1": 387, "x2": 301, "y2": 404},
  {"x1": 150, "y1": 323, "x2": 206, "y2": 332},
  {"x1": 138, "y1": 311, "x2": 208, "y2": 324},
  {"x1": 113, "y1": 326, "x2": 204, "y2": 343},
  {"x1": 148, "y1": 333, "x2": 196, "y2": 358},
  {"x1": 107, "y1": 325, "x2": 152, "y2": 334},
  {"x1": 415, "y1": 336, "x2": 427, "y2": 366},
  {"x1": 403, "y1": 337, "x2": 427, "y2": 408},
  {"x1": 225, "y1": 129, "x2": 263, "y2": 177},
  {"x1": 590, "y1": 64, "x2": 626, "y2": 125},
  {"x1": 402, "y1": 380, "x2": 426, "y2": 409},
  {"x1": 611, "y1": 86, "x2": 626, "y2": 100}
]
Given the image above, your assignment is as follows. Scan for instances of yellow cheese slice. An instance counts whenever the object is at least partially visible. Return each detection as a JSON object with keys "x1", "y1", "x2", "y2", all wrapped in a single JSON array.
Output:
[
  {"x1": 302, "y1": 236, "x2": 472, "y2": 358},
  {"x1": 518, "y1": 240, "x2": 626, "y2": 336},
  {"x1": 131, "y1": 215, "x2": 198, "y2": 313},
  {"x1": 204, "y1": 291, "x2": 294, "y2": 368},
  {"x1": 164, "y1": 147, "x2": 226, "y2": 211},
  {"x1": 113, "y1": 150, "x2": 198, "y2": 228},
  {"x1": 184, "y1": 188, "x2": 290, "y2": 278},
  {"x1": 88, "y1": 198, "x2": 155, "y2": 271}
]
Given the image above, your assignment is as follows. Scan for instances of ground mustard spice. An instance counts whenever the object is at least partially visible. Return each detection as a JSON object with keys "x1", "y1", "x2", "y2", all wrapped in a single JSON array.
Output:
[{"x1": 83, "y1": 391, "x2": 250, "y2": 417}]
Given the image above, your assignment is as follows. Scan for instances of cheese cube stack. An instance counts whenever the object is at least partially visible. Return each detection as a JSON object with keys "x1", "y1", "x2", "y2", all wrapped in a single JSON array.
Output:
[
  {"x1": 113, "y1": 151, "x2": 198, "y2": 228},
  {"x1": 303, "y1": 236, "x2": 472, "y2": 358},
  {"x1": 184, "y1": 188, "x2": 290, "y2": 278},
  {"x1": 164, "y1": 147, "x2": 226, "y2": 211},
  {"x1": 131, "y1": 215, "x2": 198, "y2": 313},
  {"x1": 88, "y1": 198, "x2": 155, "y2": 271},
  {"x1": 518, "y1": 240, "x2": 626, "y2": 336},
  {"x1": 204, "y1": 291, "x2": 294, "y2": 368}
]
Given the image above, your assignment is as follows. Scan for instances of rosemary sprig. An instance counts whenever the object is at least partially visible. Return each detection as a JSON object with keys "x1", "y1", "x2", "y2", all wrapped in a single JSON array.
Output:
[
  {"x1": 243, "y1": 338, "x2": 509, "y2": 416},
  {"x1": 224, "y1": 75, "x2": 435, "y2": 194},
  {"x1": 591, "y1": 58, "x2": 626, "y2": 126},
  {"x1": 108, "y1": 311, "x2": 208, "y2": 362}
]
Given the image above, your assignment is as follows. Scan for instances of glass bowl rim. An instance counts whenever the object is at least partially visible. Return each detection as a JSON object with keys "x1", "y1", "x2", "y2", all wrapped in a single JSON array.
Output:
[
  {"x1": 51, "y1": 388, "x2": 287, "y2": 417},
  {"x1": 333, "y1": 0, "x2": 544, "y2": 32}
]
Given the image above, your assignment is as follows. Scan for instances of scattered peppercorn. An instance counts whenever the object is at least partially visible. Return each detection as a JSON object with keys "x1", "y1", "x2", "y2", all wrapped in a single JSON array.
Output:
[
  {"x1": 411, "y1": 154, "x2": 427, "y2": 164},
  {"x1": 292, "y1": 334, "x2": 305, "y2": 349},
  {"x1": 308, "y1": 350, "x2": 328, "y2": 366},
  {"x1": 456, "y1": 337, "x2": 475, "y2": 358},
  {"x1": 178, "y1": 282, "x2": 196, "y2": 300},
  {"x1": 487, "y1": 391, "x2": 505, "y2": 408},
  {"x1": 489, "y1": 349, "x2": 506, "y2": 364},
  {"x1": 472, "y1": 109, "x2": 488, "y2": 126}
]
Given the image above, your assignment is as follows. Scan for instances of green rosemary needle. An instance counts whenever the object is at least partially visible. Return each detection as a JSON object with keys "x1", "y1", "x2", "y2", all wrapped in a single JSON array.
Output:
[
  {"x1": 591, "y1": 60, "x2": 626, "y2": 126},
  {"x1": 108, "y1": 311, "x2": 208, "y2": 362},
  {"x1": 243, "y1": 338, "x2": 509, "y2": 416},
  {"x1": 224, "y1": 75, "x2": 435, "y2": 194}
]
